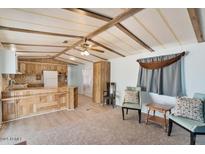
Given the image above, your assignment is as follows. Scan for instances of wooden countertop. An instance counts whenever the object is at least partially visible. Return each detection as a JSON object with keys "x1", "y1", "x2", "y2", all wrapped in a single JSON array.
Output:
[
  {"x1": 3, "y1": 85, "x2": 77, "y2": 92},
  {"x1": 1, "y1": 86, "x2": 78, "y2": 101}
]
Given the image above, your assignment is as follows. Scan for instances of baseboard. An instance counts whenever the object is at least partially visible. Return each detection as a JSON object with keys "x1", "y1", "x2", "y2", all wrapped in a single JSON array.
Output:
[{"x1": 2, "y1": 108, "x2": 73, "y2": 124}]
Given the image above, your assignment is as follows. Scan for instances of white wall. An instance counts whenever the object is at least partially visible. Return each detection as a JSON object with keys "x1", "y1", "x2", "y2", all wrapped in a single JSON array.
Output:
[
  {"x1": 68, "y1": 63, "x2": 93, "y2": 97},
  {"x1": 67, "y1": 64, "x2": 84, "y2": 94},
  {"x1": 109, "y1": 42, "x2": 205, "y2": 113}
]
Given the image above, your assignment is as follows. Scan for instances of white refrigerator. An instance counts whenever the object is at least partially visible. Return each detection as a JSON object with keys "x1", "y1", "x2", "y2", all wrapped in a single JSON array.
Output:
[{"x1": 43, "y1": 71, "x2": 58, "y2": 88}]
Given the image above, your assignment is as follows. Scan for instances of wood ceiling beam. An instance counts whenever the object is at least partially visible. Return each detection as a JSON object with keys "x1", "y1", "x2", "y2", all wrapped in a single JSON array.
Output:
[
  {"x1": 85, "y1": 9, "x2": 142, "y2": 39},
  {"x1": 0, "y1": 25, "x2": 83, "y2": 39},
  {"x1": 89, "y1": 39, "x2": 126, "y2": 57},
  {"x1": 73, "y1": 48, "x2": 108, "y2": 61},
  {"x1": 2, "y1": 42, "x2": 70, "y2": 48},
  {"x1": 18, "y1": 56, "x2": 51, "y2": 59},
  {"x1": 116, "y1": 24, "x2": 154, "y2": 52},
  {"x1": 17, "y1": 51, "x2": 59, "y2": 54},
  {"x1": 64, "y1": 53, "x2": 94, "y2": 63},
  {"x1": 187, "y1": 8, "x2": 204, "y2": 42},
  {"x1": 64, "y1": 8, "x2": 111, "y2": 22},
  {"x1": 18, "y1": 58, "x2": 68, "y2": 65},
  {"x1": 53, "y1": 39, "x2": 84, "y2": 58},
  {"x1": 59, "y1": 57, "x2": 84, "y2": 65},
  {"x1": 55, "y1": 57, "x2": 80, "y2": 65},
  {"x1": 53, "y1": 8, "x2": 140, "y2": 58},
  {"x1": 18, "y1": 60, "x2": 68, "y2": 66},
  {"x1": 65, "y1": 8, "x2": 154, "y2": 52}
]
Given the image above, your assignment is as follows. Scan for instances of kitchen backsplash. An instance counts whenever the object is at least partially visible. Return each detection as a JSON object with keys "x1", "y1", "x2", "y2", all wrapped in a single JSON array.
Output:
[{"x1": 15, "y1": 74, "x2": 43, "y2": 84}]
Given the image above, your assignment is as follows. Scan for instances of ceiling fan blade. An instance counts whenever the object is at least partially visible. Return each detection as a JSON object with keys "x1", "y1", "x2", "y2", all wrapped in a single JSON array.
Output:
[
  {"x1": 89, "y1": 48, "x2": 105, "y2": 53},
  {"x1": 90, "y1": 44, "x2": 98, "y2": 48}
]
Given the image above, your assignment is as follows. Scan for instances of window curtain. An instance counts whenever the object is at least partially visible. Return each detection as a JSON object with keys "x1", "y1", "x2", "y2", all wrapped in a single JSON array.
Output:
[{"x1": 137, "y1": 52, "x2": 185, "y2": 96}]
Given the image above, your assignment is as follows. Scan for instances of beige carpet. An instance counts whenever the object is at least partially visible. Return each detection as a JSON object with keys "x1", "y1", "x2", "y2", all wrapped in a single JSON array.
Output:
[{"x1": 0, "y1": 95, "x2": 205, "y2": 145}]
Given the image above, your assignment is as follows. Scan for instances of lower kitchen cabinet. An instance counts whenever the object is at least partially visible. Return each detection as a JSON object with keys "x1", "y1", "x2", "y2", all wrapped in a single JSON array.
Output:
[
  {"x1": 2, "y1": 101, "x2": 17, "y2": 121},
  {"x1": 1, "y1": 86, "x2": 77, "y2": 122}
]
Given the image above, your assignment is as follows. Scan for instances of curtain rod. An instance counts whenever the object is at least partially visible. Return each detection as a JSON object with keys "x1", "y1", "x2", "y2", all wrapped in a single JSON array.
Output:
[{"x1": 136, "y1": 51, "x2": 187, "y2": 62}]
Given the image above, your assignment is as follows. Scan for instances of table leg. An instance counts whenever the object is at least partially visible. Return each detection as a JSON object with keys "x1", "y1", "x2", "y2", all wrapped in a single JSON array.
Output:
[
  {"x1": 146, "y1": 109, "x2": 150, "y2": 124},
  {"x1": 164, "y1": 111, "x2": 167, "y2": 131},
  {"x1": 153, "y1": 110, "x2": 155, "y2": 117}
]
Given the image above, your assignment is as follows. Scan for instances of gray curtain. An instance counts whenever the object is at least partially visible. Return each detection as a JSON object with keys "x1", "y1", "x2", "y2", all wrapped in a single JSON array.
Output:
[{"x1": 137, "y1": 53, "x2": 185, "y2": 96}]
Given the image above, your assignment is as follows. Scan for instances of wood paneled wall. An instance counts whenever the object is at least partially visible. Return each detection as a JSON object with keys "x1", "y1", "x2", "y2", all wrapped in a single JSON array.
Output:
[{"x1": 93, "y1": 61, "x2": 110, "y2": 103}]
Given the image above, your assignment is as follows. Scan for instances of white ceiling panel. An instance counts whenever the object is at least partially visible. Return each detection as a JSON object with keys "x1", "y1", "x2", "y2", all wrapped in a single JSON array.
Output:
[
  {"x1": 93, "y1": 36, "x2": 129, "y2": 56},
  {"x1": 121, "y1": 15, "x2": 165, "y2": 51},
  {"x1": 107, "y1": 27, "x2": 143, "y2": 51},
  {"x1": 158, "y1": 8, "x2": 197, "y2": 45},
  {"x1": 0, "y1": 8, "x2": 201, "y2": 60},
  {"x1": 60, "y1": 54, "x2": 89, "y2": 64},
  {"x1": 24, "y1": 8, "x2": 106, "y2": 27},
  {"x1": 0, "y1": 30, "x2": 79, "y2": 46},
  {"x1": 3, "y1": 45, "x2": 65, "y2": 52},
  {"x1": 0, "y1": 8, "x2": 106, "y2": 36},
  {"x1": 16, "y1": 52, "x2": 55, "y2": 57},
  {"x1": 93, "y1": 27, "x2": 144, "y2": 56},
  {"x1": 0, "y1": 17, "x2": 88, "y2": 36},
  {"x1": 134, "y1": 8, "x2": 180, "y2": 49},
  {"x1": 55, "y1": 57, "x2": 80, "y2": 65}
]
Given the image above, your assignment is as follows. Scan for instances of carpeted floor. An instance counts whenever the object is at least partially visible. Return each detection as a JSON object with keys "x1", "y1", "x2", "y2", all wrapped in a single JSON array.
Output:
[{"x1": 0, "y1": 95, "x2": 205, "y2": 145}]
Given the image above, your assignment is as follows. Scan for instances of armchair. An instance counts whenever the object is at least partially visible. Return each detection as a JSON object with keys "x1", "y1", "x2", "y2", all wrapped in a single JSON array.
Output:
[
  {"x1": 168, "y1": 93, "x2": 205, "y2": 145},
  {"x1": 121, "y1": 87, "x2": 141, "y2": 123}
]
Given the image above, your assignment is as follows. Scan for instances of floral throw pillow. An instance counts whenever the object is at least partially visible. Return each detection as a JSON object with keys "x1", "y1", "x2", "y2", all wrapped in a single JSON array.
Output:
[
  {"x1": 174, "y1": 97, "x2": 204, "y2": 122},
  {"x1": 124, "y1": 90, "x2": 139, "y2": 104}
]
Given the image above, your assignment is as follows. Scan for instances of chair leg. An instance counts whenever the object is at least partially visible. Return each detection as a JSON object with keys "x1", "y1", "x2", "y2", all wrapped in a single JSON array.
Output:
[
  {"x1": 190, "y1": 132, "x2": 196, "y2": 145},
  {"x1": 112, "y1": 99, "x2": 115, "y2": 108},
  {"x1": 138, "y1": 110, "x2": 141, "y2": 123},
  {"x1": 103, "y1": 98, "x2": 105, "y2": 106},
  {"x1": 168, "y1": 119, "x2": 173, "y2": 136},
  {"x1": 122, "y1": 107, "x2": 125, "y2": 120},
  {"x1": 126, "y1": 108, "x2": 128, "y2": 114}
]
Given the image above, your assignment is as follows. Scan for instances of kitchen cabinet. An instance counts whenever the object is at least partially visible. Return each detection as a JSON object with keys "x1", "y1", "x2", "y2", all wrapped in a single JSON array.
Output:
[
  {"x1": 18, "y1": 61, "x2": 67, "y2": 75},
  {"x1": 19, "y1": 62, "x2": 26, "y2": 74},
  {"x1": 1, "y1": 86, "x2": 77, "y2": 122},
  {"x1": 2, "y1": 100, "x2": 17, "y2": 121}
]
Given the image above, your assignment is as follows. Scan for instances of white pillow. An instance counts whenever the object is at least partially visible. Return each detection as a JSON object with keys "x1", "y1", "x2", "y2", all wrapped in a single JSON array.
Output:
[
  {"x1": 174, "y1": 97, "x2": 204, "y2": 122},
  {"x1": 124, "y1": 90, "x2": 139, "y2": 103}
]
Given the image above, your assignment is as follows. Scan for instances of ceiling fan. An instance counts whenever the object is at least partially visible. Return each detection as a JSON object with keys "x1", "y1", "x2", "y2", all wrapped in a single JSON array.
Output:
[{"x1": 80, "y1": 38, "x2": 105, "y2": 56}]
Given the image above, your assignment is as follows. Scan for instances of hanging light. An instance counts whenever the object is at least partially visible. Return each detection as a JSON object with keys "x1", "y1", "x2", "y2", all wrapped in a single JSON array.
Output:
[
  {"x1": 84, "y1": 50, "x2": 90, "y2": 56},
  {"x1": 69, "y1": 57, "x2": 76, "y2": 61},
  {"x1": 81, "y1": 50, "x2": 90, "y2": 56}
]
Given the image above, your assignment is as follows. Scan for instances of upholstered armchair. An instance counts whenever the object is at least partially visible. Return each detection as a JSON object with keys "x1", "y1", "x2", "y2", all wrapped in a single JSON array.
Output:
[
  {"x1": 168, "y1": 93, "x2": 205, "y2": 145},
  {"x1": 121, "y1": 87, "x2": 141, "y2": 123}
]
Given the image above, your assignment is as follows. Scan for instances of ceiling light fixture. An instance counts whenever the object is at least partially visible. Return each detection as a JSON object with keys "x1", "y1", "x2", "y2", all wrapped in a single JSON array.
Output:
[
  {"x1": 81, "y1": 50, "x2": 90, "y2": 56},
  {"x1": 69, "y1": 57, "x2": 76, "y2": 61}
]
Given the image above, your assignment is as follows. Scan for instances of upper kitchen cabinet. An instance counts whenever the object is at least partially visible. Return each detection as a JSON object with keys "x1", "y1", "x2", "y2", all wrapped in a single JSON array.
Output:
[{"x1": 18, "y1": 58, "x2": 68, "y2": 75}]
